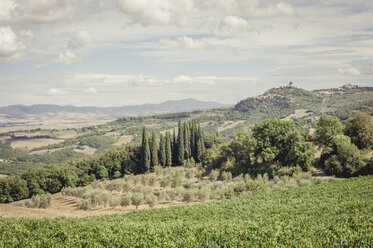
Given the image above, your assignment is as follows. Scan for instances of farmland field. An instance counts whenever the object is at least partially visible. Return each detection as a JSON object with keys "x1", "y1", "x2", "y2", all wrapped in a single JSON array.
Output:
[{"x1": 1, "y1": 175, "x2": 372, "y2": 247}]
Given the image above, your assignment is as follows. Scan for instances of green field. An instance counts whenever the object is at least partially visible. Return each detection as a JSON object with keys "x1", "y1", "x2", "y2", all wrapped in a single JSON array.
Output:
[{"x1": 1, "y1": 176, "x2": 372, "y2": 247}]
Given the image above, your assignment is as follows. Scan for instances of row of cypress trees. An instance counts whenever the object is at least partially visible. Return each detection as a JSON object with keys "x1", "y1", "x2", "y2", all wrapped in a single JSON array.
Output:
[{"x1": 141, "y1": 120, "x2": 206, "y2": 171}]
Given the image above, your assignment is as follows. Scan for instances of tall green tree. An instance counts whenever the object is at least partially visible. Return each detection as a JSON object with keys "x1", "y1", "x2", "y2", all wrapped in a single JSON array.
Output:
[
  {"x1": 150, "y1": 131, "x2": 159, "y2": 169},
  {"x1": 165, "y1": 131, "x2": 172, "y2": 167},
  {"x1": 184, "y1": 122, "x2": 191, "y2": 159},
  {"x1": 252, "y1": 119, "x2": 314, "y2": 170},
  {"x1": 177, "y1": 121, "x2": 185, "y2": 164},
  {"x1": 345, "y1": 111, "x2": 373, "y2": 149},
  {"x1": 159, "y1": 133, "x2": 166, "y2": 166},
  {"x1": 172, "y1": 129, "x2": 177, "y2": 166},
  {"x1": 141, "y1": 127, "x2": 150, "y2": 172},
  {"x1": 314, "y1": 115, "x2": 344, "y2": 149}
]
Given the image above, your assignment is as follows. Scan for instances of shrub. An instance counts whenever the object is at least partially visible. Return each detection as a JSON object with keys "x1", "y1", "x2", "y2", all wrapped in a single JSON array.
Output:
[
  {"x1": 197, "y1": 188, "x2": 210, "y2": 202},
  {"x1": 221, "y1": 186, "x2": 235, "y2": 199},
  {"x1": 25, "y1": 193, "x2": 52, "y2": 209},
  {"x1": 221, "y1": 171, "x2": 232, "y2": 181},
  {"x1": 105, "y1": 181, "x2": 123, "y2": 192},
  {"x1": 160, "y1": 178, "x2": 170, "y2": 188},
  {"x1": 145, "y1": 193, "x2": 158, "y2": 207},
  {"x1": 182, "y1": 189, "x2": 196, "y2": 203},
  {"x1": 148, "y1": 175, "x2": 156, "y2": 186},
  {"x1": 171, "y1": 177, "x2": 182, "y2": 188},
  {"x1": 121, "y1": 195, "x2": 132, "y2": 208},
  {"x1": 154, "y1": 165, "x2": 163, "y2": 176},
  {"x1": 131, "y1": 193, "x2": 144, "y2": 209},
  {"x1": 209, "y1": 169, "x2": 220, "y2": 181},
  {"x1": 109, "y1": 197, "x2": 120, "y2": 208},
  {"x1": 232, "y1": 181, "x2": 247, "y2": 196},
  {"x1": 141, "y1": 176, "x2": 148, "y2": 186},
  {"x1": 77, "y1": 198, "x2": 92, "y2": 210}
]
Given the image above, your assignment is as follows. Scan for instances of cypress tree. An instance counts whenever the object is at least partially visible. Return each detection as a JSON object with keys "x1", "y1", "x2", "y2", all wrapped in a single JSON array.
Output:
[
  {"x1": 150, "y1": 131, "x2": 158, "y2": 169},
  {"x1": 177, "y1": 121, "x2": 185, "y2": 164},
  {"x1": 165, "y1": 131, "x2": 172, "y2": 167},
  {"x1": 141, "y1": 127, "x2": 150, "y2": 172},
  {"x1": 190, "y1": 120, "x2": 196, "y2": 159},
  {"x1": 172, "y1": 129, "x2": 177, "y2": 166},
  {"x1": 159, "y1": 133, "x2": 166, "y2": 167},
  {"x1": 184, "y1": 122, "x2": 191, "y2": 159}
]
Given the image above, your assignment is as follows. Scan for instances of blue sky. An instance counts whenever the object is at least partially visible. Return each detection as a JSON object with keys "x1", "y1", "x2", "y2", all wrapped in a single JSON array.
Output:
[{"x1": 0, "y1": 0, "x2": 372, "y2": 107}]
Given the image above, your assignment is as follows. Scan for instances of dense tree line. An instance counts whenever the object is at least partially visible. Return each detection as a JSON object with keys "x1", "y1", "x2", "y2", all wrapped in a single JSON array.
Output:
[
  {"x1": 140, "y1": 120, "x2": 207, "y2": 170},
  {"x1": 0, "y1": 145, "x2": 140, "y2": 203}
]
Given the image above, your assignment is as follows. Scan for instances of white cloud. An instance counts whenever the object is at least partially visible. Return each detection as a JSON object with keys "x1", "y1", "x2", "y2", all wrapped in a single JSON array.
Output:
[
  {"x1": 0, "y1": 26, "x2": 26, "y2": 62},
  {"x1": 214, "y1": 16, "x2": 248, "y2": 38},
  {"x1": 116, "y1": 0, "x2": 295, "y2": 27},
  {"x1": 117, "y1": 0, "x2": 194, "y2": 26},
  {"x1": 50, "y1": 50, "x2": 82, "y2": 65},
  {"x1": 159, "y1": 36, "x2": 209, "y2": 50},
  {"x1": 68, "y1": 30, "x2": 93, "y2": 49},
  {"x1": 0, "y1": 0, "x2": 86, "y2": 26},
  {"x1": 48, "y1": 88, "x2": 65, "y2": 96},
  {"x1": 338, "y1": 65, "x2": 360, "y2": 76},
  {"x1": 84, "y1": 87, "x2": 97, "y2": 94}
]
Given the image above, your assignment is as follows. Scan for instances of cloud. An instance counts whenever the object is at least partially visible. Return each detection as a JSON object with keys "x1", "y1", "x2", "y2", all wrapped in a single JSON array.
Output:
[
  {"x1": 50, "y1": 50, "x2": 82, "y2": 65},
  {"x1": 48, "y1": 88, "x2": 65, "y2": 96},
  {"x1": 84, "y1": 87, "x2": 97, "y2": 94},
  {"x1": 0, "y1": 26, "x2": 26, "y2": 62},
  {"x1": 214, "y1": 16, "x2": 248, "y2": 38},
  {"x1": 33, "y1": 50, "x2": 82, "y2": 69},
  {"x1": 117, "y1": 0, "x2": 295, "y2": 27},
  {"x1": 117, "y1": 0, "x2": 194, "y2": 26},
  {"x1": 0, "y1": 0, "x2": 86, "y2": 26},
  {"x1": 159, "y1": 36, "x2": 209, "y2": 50},
  {"x1": 68, "y1": 30, "x2": 93, "y2": 49},
  {"x1": 338, "y1": 65, "x2": 360, "y2": 76}
]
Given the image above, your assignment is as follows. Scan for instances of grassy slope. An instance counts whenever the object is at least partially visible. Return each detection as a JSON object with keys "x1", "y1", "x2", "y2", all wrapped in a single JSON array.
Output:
[{"x1": 1, "y1": 176, "x2": 372, "y2": 247}]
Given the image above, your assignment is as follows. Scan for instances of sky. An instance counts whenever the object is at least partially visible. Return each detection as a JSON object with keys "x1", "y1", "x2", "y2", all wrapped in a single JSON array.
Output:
[{"x1": 0, "y1": 0, "x2": 372, "y2": 107}]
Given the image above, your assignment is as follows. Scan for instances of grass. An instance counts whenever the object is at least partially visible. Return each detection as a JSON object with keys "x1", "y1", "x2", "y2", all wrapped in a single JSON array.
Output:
[{"x1": 0, "y1": 176, "x2": 372, "y2": 247}]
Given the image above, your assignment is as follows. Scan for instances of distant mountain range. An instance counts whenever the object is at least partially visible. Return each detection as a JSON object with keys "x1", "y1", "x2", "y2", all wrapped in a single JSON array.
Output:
[{"x1": 0, "y1": 98, "x2": 231, "y2": 119}]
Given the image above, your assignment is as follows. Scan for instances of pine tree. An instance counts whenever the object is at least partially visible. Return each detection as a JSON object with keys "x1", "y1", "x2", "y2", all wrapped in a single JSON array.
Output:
[
  {"x1": 150, "y1": 131, "x2": 158, "y2": 169},
  {"x1": 141, "y1": 127, "x2": 150, "y2": 172},
  {"x1": 177, "y1": 121, "x2": 185, "y2": 164},
  {"x1": 165, "y1": 131, "x2": 172, "y2": 167},
  {"x1": 159, "y1": 133, "x2": 166, "y2": 166}
]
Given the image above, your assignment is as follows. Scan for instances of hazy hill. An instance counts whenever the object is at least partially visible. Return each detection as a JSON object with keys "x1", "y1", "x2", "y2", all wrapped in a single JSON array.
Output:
[{"x1": 0, "y1": 98, "x2": 230, "y2": 119}]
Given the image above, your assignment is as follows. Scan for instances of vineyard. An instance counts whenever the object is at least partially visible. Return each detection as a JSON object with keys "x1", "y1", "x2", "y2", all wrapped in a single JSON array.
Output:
[{"x1": 1, "y1": 175, "x2": 372, "y2": 247}]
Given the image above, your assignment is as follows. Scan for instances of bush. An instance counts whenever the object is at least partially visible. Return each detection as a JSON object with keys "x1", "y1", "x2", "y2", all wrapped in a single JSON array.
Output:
[
  {"x1": 141, "y1": 176, "x2": 148, "y2": 186},
  {"x1": 182, "y1": 189, "x2": 196, "y2": 203},
  {"x1": 209, "y1": 169, "x2": 220, "y2": 181},
  {"x1": 25, "y1": 193, "x2": 52, "y2": 209},
  {"x1": 221, "y1": 186, "x2": 235, "y2": 199},
  {"x1": 109, "y1": 197, "x2": 120, "y2": 208},
  {"x1": 145, "y1": 193, "x2": 158, "y2": 207},
  {"x1": 121, "y1": 195, "x2": 132, "y2": 207},
  {"x1": 154, "y1": 166, "x2": 162, "y2": 176},
  {"x1": 105, "y1": 181, "x2": 123, "y2": 192},
  {"x1": 160, "y1": 178, "x2": 170, "y2": 188},
  {"x1": 220, "y1": 171, "x2": 232, "y2": 181},
  {"x1": 131, "y1": 193, "x2": 144, "y2": 209},
  {"x1": 77, "y1": 198, "x2": 92, "y2": 210},
  {"x1": 171, "y1": 177, "x2": 182, "y2": 188},
  {"x1": 148, "y1": 175, "x2": 156, "y2": 186},
  {"x1": 197, "y1": 188, "x2": 210, "y2": 202}
]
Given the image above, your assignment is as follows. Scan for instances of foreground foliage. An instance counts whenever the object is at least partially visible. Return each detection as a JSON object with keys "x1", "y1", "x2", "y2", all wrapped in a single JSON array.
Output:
[{"x1": 1, "y1": 176, "x2": 372, "y2": 247}]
